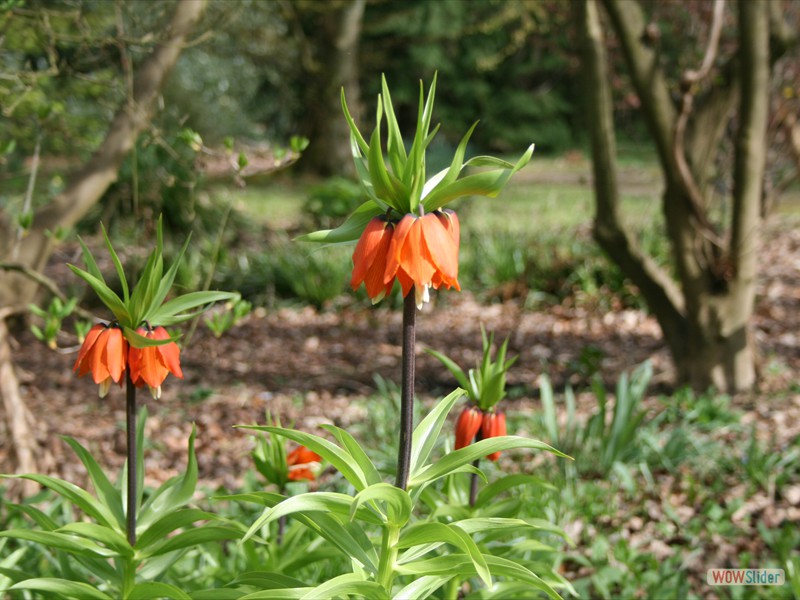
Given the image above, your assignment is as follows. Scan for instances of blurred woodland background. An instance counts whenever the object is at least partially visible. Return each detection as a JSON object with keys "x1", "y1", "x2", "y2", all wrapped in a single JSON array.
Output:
[{"x1": 1, "y1": 1, "x2": 800, "y2": 596}]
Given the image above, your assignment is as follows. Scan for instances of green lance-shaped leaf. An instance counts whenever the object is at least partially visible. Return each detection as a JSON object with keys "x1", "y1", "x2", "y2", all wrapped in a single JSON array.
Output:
[
  {"x1": 421, "y1": 121, "x2": 479, "y2": 202},
  {"x1": 0, "y1": 548, "x2": 27, "y2": 586},
  {"x1": 241, "y1": 502, "x2": 378, "y2": 573},
  {"x1": 422, "y1": 143, "x2": 534, "y2": 213},
  {"x1": 8, "y1": 503, "x2": 59, "y2": 531},
  {"x1": 404, "y1": 75, "x2": 438, "y2": 210},
  {"x1": 140, "y1": 233, "x2": 194, "y2": 323},
  {"x1": 136, "y1": 508, "x2": 222, "y2": 552},
  {"x1": 474, "y1": 474, "x2": 557, "y2": 509},
  {"x1": 77, "y1": 236, "x2": 105, "y2": 283},
  {"x1": 146, "y1": 290, "x2": 239, "y2": 327},
  {"x1": 398, "y1": 522, "x2": 491, "y2": 587},
  {"x1": 243, "y1": 492, "x2": 383, "y2": 543},
  {"x1": 341, "y1": 87, "x2": 369, "y2": 156},
  {"x1": 1, "y1": 473, "x2": 119, "y2": 530},
  {"x1": 144, "y1": 526, "x2": 240, "y2": 558},
  {"x1": 351, "y1": 483, "x2": 412, "y2": 527},
  {"x1": 451, "y1": 517, "x2": 544, "y2": 541},
  {"x1": 396, "y1": 554, "x2": 561, "y2": 600},
  {"x1": 67, "y1": 265, "x2": 130, "y2": 324},
  {"x1": 61, "y1": 437, "x2": 125, "y2": 531},
  {"x1": 299, "y1": 573, "x2": 387, "y2": 600},
  {"x1": 0, "y1": 529, "x2": 114, "y2": 558},
  {"x1": 228, "y1": 571, "x2": 307, "y2": 590},
  {"x1": 56, "y1": 522, "x2": 132, "y2": 557},
  {"x1": 237, "y1": 425, "x2": 370, "y2": 491},
  {"x1": 8, "y1": 578, "x2": 114, "y2": 600},
  {"x1": 395, "y1": 574, "x2": 457, "y2": 600},
  {"x1": 409, "y1": 436, "x2": 571, "y2": 490},
  {"x1": 129, "y1": 582, "x2": 192, "y2": 600},
  {"x1": 295, "y1": 201, "x2": 384, "y2": 245},
  {"x1": 321, "y1": 424, "x2": 382, "y2": 487},
  {"x1": 137, "y1": 425, "x2": 198, "y2": 532},
  {"x1": 409, "y1": 388, "x2": 465, "y2": 477},
  {"x1": 379, "y1": 74, "x2": 407, "y2": 178},
  {"x1": 424, "y1": 349, "x2": 471, "y2": 392},
  {"x1": 214, "y1": 491, "x2": 285, "y2": 508},
  {"x1": 128, "y1": 245, "x2": 163, "y2": 325},
  {"x1": 121, "y1": 325, "x2": 180, "y2": 349},
  {"x1": 176, "y1": 589, "x2": 247, "y2": 600},
  {"x1": 100, "y1": 223, "x2": 129, "y2": 304}
]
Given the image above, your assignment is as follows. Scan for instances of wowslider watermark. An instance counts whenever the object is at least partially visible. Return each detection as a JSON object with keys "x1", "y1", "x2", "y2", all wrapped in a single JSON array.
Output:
[{"x1": 707, "y1": 569, "x2": 785, "y2": 586}]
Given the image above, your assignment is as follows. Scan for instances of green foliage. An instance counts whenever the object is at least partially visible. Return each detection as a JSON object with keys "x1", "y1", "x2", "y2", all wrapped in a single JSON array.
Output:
[
  {"x1": 28, "y1": 296, "x2": 76, "y2": 349},
  {"x1": 203, "y1": 298, "x2": 252, "y2": 338},
  {"x1": 227, "y1": 390, "x2": 570, "y2": 598},
  {"x1": 0, "y1": 408, "x2": 240, "y2": 598},
  {"x1": 216, "y1": 236, "x2": 351, "y2": 309},
  {"x1": 301, "y1": 176, "x2": 364, "y2": 231},
  {"x1": 426, "y1": 327, "x2": 517, "y2": 411},
  {"x1": 69, "y1": 217, "x2": 238, "y2": 344},
  {"x1": 539, "y1": 361, "x2": 653, "y2": 478},
  {"x1": 299, "y1": 74, "x2": 533, "y2": 245}
]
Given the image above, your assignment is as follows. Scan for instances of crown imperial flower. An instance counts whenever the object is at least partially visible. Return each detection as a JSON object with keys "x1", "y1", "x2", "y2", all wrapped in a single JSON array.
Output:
[
  {"x1": 481, "y1": 410, "x2": 507, "y2": 462},
  {"x1": 286, "y1": 445, "x2": 322, "y2": 482},
  {"x1": 454, "y1": 405, "x2": 483, "y2": 450},
  {"x1": 73, "y1": 323, "x2": 128, "y2": 397},
  {"x1": 128, "y1": 325, "x2": 183, "y2": 399},
  {"x1": 351, "y1": 216, "x2": 396, "y2": 303},
  {"x1": 384, "y1": 212, "x2": 460, "y2": 307},
  {"x1": 298, "y1": 74, "x2": 533, "y2": 311}
]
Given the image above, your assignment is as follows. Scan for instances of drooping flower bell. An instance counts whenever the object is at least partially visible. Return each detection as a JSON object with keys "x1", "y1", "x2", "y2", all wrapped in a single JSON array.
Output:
[
  {"x1": 73, "y1": 323, "x2": 128, "y2": 398},
  {"x1": 481, "y1": 410, "x2": 507, "y2": 462},
  {"x1": 351, "y1": 216, "x2": 396, "y2": 303},
  {"x1": 384, "y1": 211, "x2": 460, "y2": 307},
  {"x1": 128, "y1": 325, "x2": 183, "y2": 400},
  {"x1": 454, "y1": 405, "x2": 483, "y2": 450},
  {"x1": 286, "y1": 445, "x2": 322, "y2": 482}
]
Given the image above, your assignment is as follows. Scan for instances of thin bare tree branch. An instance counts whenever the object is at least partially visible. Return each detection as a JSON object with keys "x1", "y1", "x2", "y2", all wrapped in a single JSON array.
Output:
[
  {"x1": 673, "y1": 0, "x2": 726, "y2": 246},
  {"x1": 0, "y1": 262, "x2": 97, "y2": 321}
]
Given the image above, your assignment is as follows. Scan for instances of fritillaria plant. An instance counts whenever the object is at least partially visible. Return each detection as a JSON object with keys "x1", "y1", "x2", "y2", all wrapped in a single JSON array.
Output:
[
  {"x1": 231, "y1": 77, "x2": 572, "y2": 597},
  {"x1": 69, "y1": 218, "x2": 237, "y2": 545},
  {"x1": 301, "y1": 74, "x2": 533, "y2": 490},
  {"x1": 427, "y1": 327, "x2": 518, "y2": 505}
]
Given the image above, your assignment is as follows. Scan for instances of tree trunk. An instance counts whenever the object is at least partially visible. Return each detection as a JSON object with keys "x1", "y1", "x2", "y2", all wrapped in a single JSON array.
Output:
[
  {"x1": 0, "y1": 0, "x2": 208, "y2": 311},
  {"x1": 0, "y1": 0, "x2": 207, "y2": 479},
  {"x1": 581, "y1": 0, "x2": 773, "y2": 391},
  {"x1": 295, "y1": 0, "x2": 366, "y2": 176}
]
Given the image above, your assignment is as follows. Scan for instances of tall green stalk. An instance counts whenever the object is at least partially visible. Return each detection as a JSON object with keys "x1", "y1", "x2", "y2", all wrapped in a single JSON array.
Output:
[
  {"x1": 395, "y1": 293, "x2": 417, "y2": 490},
  {"x1": 125, "y1": 372, "x2": 137, "y2": 546}
]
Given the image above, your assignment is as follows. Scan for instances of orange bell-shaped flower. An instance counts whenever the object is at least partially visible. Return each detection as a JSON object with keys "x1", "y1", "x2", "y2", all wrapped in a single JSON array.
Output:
[
  {"x1": 351, "y1": 216, "x2": 396, "y2": 302},
  {"x1": 454, "y1": 405, "x2": 484, "y2": 450},
  {"x1": 384, "y1": 212, "x2": 460, "y2": 307},
  {"x1": 480, "y1": 410, "x2": 507, "y2": 462},
  {"x1": 286, "y1": 445, "x2": 322, "y2": 481},
  {"x1": 73, "y1": 323, "x2": 128, "y2": 397},
  {"x1": 128, "y1": 326, "x2": 183, "y2": 399},
  {"x1": 432, "y1": 210, "x2": 460, "y2": 290}
]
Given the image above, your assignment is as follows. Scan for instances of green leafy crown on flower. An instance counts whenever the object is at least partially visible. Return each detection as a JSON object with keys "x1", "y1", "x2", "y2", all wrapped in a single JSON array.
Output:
[
  {"x1": 427, "y1": 326, "x2": 518, "y2": 411},
  {"x1": 298, "y1": 73, "x2": 535, "y2": 245},
  {"x1": 68, "y1": 216, "x2": 238, "y2": 348}
]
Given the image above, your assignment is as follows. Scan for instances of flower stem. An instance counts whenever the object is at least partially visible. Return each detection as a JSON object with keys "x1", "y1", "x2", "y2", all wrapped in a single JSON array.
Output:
[
  {"x1": 469, "y1": 429, "x2": 483, "y2": 507},
  {"x1": 377, "y1": 525, "x2": 400, "y2": 591},
  {"x1": 126, "y1": 371, "x2": 137, "y2": 547},
  {"x1": 395, "y1": 292, "x2": 416, "y2": 490}
]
